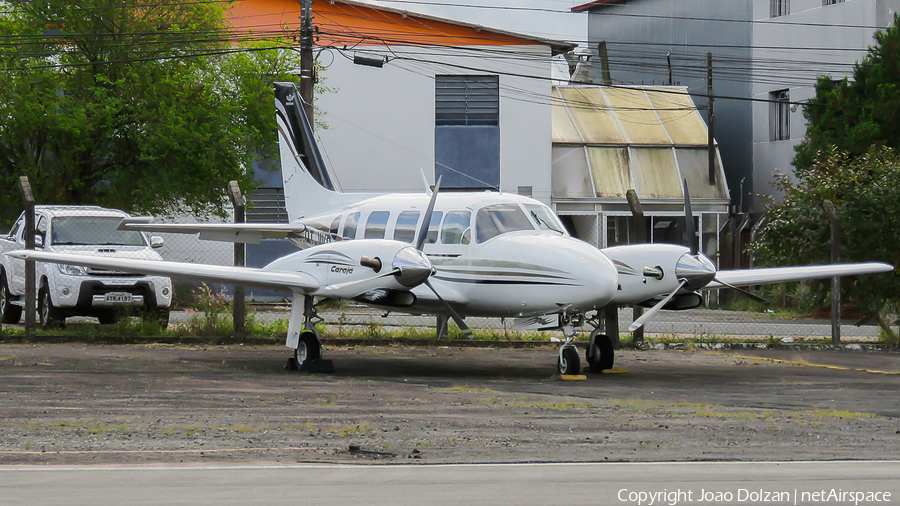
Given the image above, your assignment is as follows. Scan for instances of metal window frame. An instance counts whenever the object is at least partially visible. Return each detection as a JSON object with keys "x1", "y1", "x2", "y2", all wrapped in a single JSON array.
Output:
[
  {"x1": 770, "y1": 0, "x2": 790, "y2": 17},
  {"x1": 435, "y1": 75, "x2": 500, "y2": 127},
  {"x1": 770, "y1": 89, "x2": 791, "y2": 141}
]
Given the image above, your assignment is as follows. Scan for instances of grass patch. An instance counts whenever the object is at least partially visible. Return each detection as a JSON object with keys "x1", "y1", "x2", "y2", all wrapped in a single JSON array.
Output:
[
  {"x1": 508, "y1": 399, "x2": 592, "y2": 411},
  {"x1": 441, "y1": 385, "x2": 499, "y2": 394}
]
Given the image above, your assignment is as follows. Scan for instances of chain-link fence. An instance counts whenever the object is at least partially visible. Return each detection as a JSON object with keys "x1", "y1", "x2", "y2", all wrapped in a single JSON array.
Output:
[{"x1": 1, "y1": 179, "x2": 886, "y2": 343}]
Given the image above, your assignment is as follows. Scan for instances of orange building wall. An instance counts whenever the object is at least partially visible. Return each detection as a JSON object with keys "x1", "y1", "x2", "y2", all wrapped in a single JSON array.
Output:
[{"x1": 228, "y1": 0, "x2": 541, "y2": 48}]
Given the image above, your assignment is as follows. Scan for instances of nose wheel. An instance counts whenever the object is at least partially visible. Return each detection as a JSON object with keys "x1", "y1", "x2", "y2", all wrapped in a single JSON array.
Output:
[
  {"x1": 557, "y1": 324, "x2": 581, "y2": 375},
  {"x1": 558, "y1": 346, "x2": 581, "y2": 375}
]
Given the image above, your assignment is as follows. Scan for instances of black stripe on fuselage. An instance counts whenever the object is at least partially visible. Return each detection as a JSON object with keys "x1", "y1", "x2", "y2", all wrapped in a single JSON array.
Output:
[{"x1": 432, "y1": 276, "x2": 581, "y2": 287}]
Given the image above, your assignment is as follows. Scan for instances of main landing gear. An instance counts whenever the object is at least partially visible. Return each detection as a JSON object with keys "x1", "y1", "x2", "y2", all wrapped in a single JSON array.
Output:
[{"x1": 286, "y1": 295, "x2": 333, "y2": 373}]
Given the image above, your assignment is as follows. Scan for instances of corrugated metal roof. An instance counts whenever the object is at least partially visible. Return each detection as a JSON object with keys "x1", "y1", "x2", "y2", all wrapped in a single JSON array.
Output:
[
  {"x1": 230, "y1": 1, "x2": 577, "y2": 56},
  {"x1": 552, "y1": 85, "x2": 729, "y2": 201},
  {"x1": 571, "y1": 0, "x2": 626, "y2": 13}
]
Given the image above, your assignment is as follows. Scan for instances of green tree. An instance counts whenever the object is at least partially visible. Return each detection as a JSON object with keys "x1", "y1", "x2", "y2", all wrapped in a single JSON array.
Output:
[
  {"x1": 794, "y1": 14, "x2": 900, "y2": 170},
  {"x1": 752, "y1": 147, "x2": 900, "y2": 342},
  {"x1": 0, "y1": 0, "x2": 306, "y2": 224}
]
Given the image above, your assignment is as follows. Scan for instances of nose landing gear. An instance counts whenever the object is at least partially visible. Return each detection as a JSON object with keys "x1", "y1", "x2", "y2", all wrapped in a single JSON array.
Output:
[
  {"x1": 557, "y1": 312, "x2": 584, "y2": 375},
  {"x1": 556, "y1": 312, "x2": 617, "y2": 376}
]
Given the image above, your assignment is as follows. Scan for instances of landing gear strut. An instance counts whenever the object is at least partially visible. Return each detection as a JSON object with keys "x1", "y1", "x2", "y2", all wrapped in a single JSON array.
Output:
[
  {"x1": 556, "y1": 313, "x2": 583, "y2": 375},
  {"x1": 286, "y1": 295, "x2": 332, "y2": 372}
]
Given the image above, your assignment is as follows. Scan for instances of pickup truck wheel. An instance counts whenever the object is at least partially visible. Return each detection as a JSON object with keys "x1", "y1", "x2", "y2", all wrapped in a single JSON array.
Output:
[
  {"x1": 97, "y1": 311, "x2": 121, "y2": 325},
  {"x1": 1, "y1": 272, "x2": 22, "y2": 324},
  {"x1": 142, "y1": 308, "x2": 170, "y2": 328},
  {"x1": 38, "y1": 285, "x2": 64, "y2": 329}
]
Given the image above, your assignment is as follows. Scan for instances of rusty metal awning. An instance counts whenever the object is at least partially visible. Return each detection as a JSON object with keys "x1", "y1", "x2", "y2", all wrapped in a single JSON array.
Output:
[{"x1": 551, "y1": 85, "x2": 729, "y2": 201}]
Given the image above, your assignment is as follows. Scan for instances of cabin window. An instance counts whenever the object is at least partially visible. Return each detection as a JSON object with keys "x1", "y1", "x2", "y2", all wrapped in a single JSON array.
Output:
[
  {"x1": 426, "y1": 211, "x2": 443, "y2": 244},
  {"x1": 393, "y1": 211, "x2": 420, "y2": 243},
  {"x1": 475, "y1": 204, "x2": 534, "y2": 243},
  {"x1": 364, "y1": 211, "x2": 390, "y2": 239},
  {"x1": 440, "y1": 211, "x2": 471, "y2": 245},
  {"x1": 343, "y1": 212, "x2": 360, "y2": 240},
  {"x1": 524, "y1": 205, "x2": 565, "y2": 234},
  {"x1": 330, "y1": 216, "x2": 341, "y2": 236}
]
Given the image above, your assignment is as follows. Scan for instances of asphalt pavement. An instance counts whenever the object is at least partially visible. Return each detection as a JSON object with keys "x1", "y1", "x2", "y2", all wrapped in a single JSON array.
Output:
[{"x1": 2, "y1": 461, "x2": 899, "y2": 506}]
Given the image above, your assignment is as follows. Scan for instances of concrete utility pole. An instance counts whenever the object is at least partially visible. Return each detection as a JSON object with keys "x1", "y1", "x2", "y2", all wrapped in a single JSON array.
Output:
[
  {"x1": 707, "y1": 52, "x2": 716, "y2": 186},
  {"x1": 299, "y1": 0, "x2": 315, "y2": 129},
  {"x1": 824, "y1": 200, "x2": 841, "y2": 346},
  {"x1": 228, "y1": 181, "x2": 246, "y2": 339},
  {"x1": 17, "y1": 177, "x2": 35, "y2": 338},
  {"x1": 626, "y1": 189, "x2": 645, "y2": 346},
  {"x1": 597, "y1": 41, "x2": 612, "y2": 86}
]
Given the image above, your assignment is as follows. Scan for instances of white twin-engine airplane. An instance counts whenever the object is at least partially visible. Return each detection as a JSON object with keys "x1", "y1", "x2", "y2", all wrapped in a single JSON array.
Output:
[{"x1": 11, "y1": 82, "x2": 893, "y2": 376}]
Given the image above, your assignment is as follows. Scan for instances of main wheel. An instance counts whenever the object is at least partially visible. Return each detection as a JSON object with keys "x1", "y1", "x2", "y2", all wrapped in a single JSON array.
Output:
[
  {"x1": 294, "y1": 330, "x2": 322, "y2": 368},
  {"x1": 558, "y1": 346, "x2": 580, "y2": 375},
  {"x1": 586, "y1": 331, "x2": 615, "y2": 372},
  {"x1": 0, "y1": 272, "x2": 22, "y2": 324},
  {"x1": 38, "y1": 285, "x2": 64, "y2": 329}
]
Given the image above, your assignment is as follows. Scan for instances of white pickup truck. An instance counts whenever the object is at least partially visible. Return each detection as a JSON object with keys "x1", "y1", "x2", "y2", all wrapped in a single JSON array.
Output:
[{"x1": 0, "y1": 206, "x2": 173, "y2": 328}]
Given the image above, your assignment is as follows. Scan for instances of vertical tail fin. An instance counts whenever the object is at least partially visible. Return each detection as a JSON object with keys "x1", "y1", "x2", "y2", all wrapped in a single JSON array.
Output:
[{"x1": 274, "y1": 82, "x2": 361, "y2": 221}]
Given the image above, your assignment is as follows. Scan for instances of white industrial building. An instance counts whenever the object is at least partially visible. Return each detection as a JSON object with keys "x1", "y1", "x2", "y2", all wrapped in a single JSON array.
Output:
[{"x1": 573, "y1": 0, "x2": 900, "y2": 213}]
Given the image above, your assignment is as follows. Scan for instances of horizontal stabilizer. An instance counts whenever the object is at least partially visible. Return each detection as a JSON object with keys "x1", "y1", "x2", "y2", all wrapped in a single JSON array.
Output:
[{"x1": 118, "y1": 218, "x2": 333, "y2": 246}]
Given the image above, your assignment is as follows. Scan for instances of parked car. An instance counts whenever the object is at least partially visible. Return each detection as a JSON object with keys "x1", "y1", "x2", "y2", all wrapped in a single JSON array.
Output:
[{"x1": 0, "y1": 206, "x2": 173, "y2": 328}]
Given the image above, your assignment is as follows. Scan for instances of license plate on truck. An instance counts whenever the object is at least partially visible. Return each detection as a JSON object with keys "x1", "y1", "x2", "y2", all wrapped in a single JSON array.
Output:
[{"x1": 105, "y1": 292, "x2": 133, "y2": 303}]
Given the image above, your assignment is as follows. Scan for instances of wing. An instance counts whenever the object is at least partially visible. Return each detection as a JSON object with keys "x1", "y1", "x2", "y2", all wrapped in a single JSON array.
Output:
[
  {"x1": 7, "y1": 250, "x2": 320, "y2": 293},
  {"x1": 118, "y1": 217, "x2": 329, "y2": 245},
  {"x1": 708, "y1": 262, "x2": 893, "y2": 289}
]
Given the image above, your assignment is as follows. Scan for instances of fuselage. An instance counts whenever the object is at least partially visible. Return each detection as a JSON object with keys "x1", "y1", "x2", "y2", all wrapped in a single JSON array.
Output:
[{"x1": 294, "y1": 192, "x2": 619, "y2": 318}]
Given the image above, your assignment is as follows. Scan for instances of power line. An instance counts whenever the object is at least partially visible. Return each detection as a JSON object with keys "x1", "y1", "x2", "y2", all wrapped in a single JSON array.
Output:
[{"x1": 376, "y1": 0, "x2": 897, "y2": 30}]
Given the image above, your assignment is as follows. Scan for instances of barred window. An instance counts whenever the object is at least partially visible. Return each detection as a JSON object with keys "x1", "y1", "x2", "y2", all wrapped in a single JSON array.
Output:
[
  {"x1": 770, "y1": 0, "x2": 789, "y2": 17},
  {"x1": 770, "y1": 90, "x2": 791, "y2": 141}
]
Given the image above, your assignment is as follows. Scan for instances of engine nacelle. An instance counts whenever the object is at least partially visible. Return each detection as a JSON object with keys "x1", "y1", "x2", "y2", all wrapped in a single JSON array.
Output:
[
  {"x1": 602, "y1": 243, "x2": 716, "y2": 305},
  {"x1": 638, "y1": 292, "x2": 703, "y2": 311}
]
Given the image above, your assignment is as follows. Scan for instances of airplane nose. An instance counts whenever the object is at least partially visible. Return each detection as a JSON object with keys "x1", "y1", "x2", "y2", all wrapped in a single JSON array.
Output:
[
  {"x1": 558, "y1": 238, "x2": 618, "y2": 307},
  {"x1": 392, "y1": 246, "x2": 434, "y2": 287},
  {"x1": 676, "y1": 252, "x2": 717, "y2": 290}
]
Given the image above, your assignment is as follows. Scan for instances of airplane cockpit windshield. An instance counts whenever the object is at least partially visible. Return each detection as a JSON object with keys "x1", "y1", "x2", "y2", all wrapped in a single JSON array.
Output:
[
  {"x1": 523, "y1": 204, "x2": 566, "y2": 234},
  {"x1": 475, "y1": 204, "x2": 536, "y2": 243}
]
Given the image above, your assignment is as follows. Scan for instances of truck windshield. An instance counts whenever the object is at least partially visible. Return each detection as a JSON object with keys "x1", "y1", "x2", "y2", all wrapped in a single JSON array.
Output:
[{"x1": 51, "y1": 217, "x2": 146, "y2": 246}]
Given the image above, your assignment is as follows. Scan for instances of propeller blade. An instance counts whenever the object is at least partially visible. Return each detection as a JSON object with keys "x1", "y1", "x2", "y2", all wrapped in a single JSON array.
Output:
[
  {"x1": 324, "y1": 268, "x2": 401, "y2": 292},
  {"x1": 713, "y1": 278, "x2": 771, "y2": 305},
  {"x1": 682, "y1": 178, "x2": 697, "y2": 255},
  {"x1": 414, "y1": 176, "x2": 442, "y2": 252},
  {"x1": 628, "y1": 279, "x2": 688, "y2": 332},
  {"x1": 425, "y1": 279, "x2": 472, "y2": 338}
]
